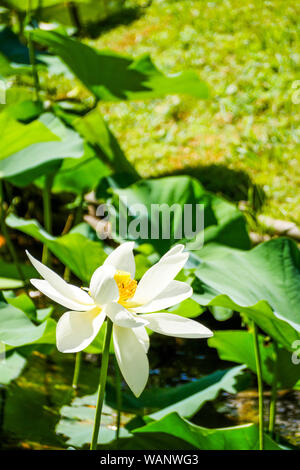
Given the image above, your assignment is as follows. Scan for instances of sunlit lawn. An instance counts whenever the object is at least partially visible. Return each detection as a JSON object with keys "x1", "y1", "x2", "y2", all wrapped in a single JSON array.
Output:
[
  {"x1": 83, "y1": 0, "x2": 300, "y2": 223},
  {"x1": 1, "y1": 0, "x2": 300, "y2": 452}
]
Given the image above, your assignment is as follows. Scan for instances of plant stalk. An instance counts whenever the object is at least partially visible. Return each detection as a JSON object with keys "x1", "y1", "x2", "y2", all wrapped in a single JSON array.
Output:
[
  {"x1": 268, "y1": 341, "x2": 279, "y2": 438},
  {"x1": 68, "y1": 2, "x2": 82, "y2": 32},
  {"x1": 26, "y1": 0, "x2": 40, "y2": 102},
  {"x1": 72, "y1": 351, "x2": 82, "y2": 390},
  {"x1": 0, "y1": 386, "x2": 7, "y2": 442},
  {"x1": 69, "y1": 194, "x2": 85, "y2": 390},
  {"x1": 90, "y1": 319, "x2": 113, "y2": 450},
  {"x1": 114, "y1": 356, "x2": 122, "y2": 441},
  {"x1": 0, "y1": 181, "x2": 25, "y2": 283},
  {"x1": 252, "y1": 321, "x2": 264, "y2": 450},
  {"x1": 42, "y1": 174, "x2": 54, "y2": 266},
  {"x1": 63, "y1": 194, "x2": 84, "y2": 283}
]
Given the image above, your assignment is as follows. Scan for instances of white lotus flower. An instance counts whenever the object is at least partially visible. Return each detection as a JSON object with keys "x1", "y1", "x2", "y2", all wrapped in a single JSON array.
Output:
[{"x1": 26, "y1": 243, "x2": 213, "y2": 397}]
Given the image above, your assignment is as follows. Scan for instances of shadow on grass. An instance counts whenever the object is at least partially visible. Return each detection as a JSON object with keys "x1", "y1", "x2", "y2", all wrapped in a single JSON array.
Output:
[
  {"x1": 160, "y1": 164, "x2": 266, "y2": 211},
  {"x1": 82, "y1": 4, "x2": 150, "y2": 39}
]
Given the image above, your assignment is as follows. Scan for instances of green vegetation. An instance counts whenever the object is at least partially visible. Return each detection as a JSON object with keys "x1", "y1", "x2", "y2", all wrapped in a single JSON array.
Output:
[
  {"x1": 92, "y1": 0, "x2": 300, "y2": 222},
  {"x1": 0, "y1": 0, "x2": 299, "y2": 452}
]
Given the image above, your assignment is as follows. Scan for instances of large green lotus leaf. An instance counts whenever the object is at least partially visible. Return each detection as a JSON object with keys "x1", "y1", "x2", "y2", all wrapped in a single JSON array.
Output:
[
  {"x1": 109, "y1": 176, "x2": 250, "y2": 254},
  {"x1": 0, "y1": 24, "x2": 69, "y2": 77},
  {"x1": 149, "y1": 366, "x2": 246, "y2": 420},
  {"x1": 5, "y1": 293, "x2": 36, "y2": 321},
  {"x1": 0, "y1": 352, "x2": 26, "y2": 385},
  {"x1": 34, "y1": 140, "x2": 111, "y2": 195},
  {"x1": 2, "y1": 349, "x2": 74, "y2": 448},
  {"x1": 164, "y1": 298, "x2": 203, "y2": 319},
  {"x1": 47, "y1": 233, "x2": 107, "y2": 285},
  {"x1": 36, "y1": 307, "x2": 53, "y2": 323},
  {"x1": 0, "y1": 278, "x2": 23, "y2": 289},
  {"x1": 104, "y1": 432, "x2": 193, "y2": 450},
  {"x1": 56, "y1": 393, "x2": 131, "y2": 448},
  {"x1": 39, "y1": 0, "x2": 124, "y2": 27},
  {"x1": 0, "y1": 259, "x2": 36, "y2": 289},
  {"x1": 0, "y1": 113, "x2": 84, "y2": 185},
  {"x1": 4, "y1": 0, "x2": 124, "y2": 27},
  {"x1": 31, "y1": 30, "x2": 209, "y2": 101},
  {"x1": 132, "y1": 413, "x2": 282, "y2": 450},
  {"x1": 68, "y1": 221, "x2": 99, "y2": 241},
  {"x1": 0, "y1": 88, "x2": 41, "y2": 121},
  {"x1": 4, "y1": 0, "x2": 89, "y2": 12},
  {"x1": 56, "y1": 367, "x2": 246, "y2": 448},
  {"x1": 6, "y1": 319, "x2": 57, "y2": 354},
  {"x1": 0, "y1": 112, "x2": 57, "y2": 160},
  {"x1": 85, "y1": 367, "x2": 245, "y2": 416},
  {"x1": 73, "y1": 108, "x2": 138, "y2": 176},
  {"x1": 106, "y1": 366, "x2": 246, "y2": 420},
  {"x1": 3, "y1": 291, "x2": 53, "y2": 323},
  {"x1": 0, "y1": 26, "x2": 48, "y2": 76},
  {"x1": 0, "y1": 51, "x2": 16, "y2": 76},
  {"x1": 38, "y1": 107, "x2": 117, "y2": 193},
  {"x1": 5, "y1": 99, "x2": 43, "y2": 122},
  {"x1": 6, "y1": 214, "x2": 107, "y2": 284},
  {"x1": 0, "y1": 25, "x2": 31, "y2": 65},
  {"x1": 0, "y1": 26, "x2": 52, "y2": 77},
  {"x1": 53, "y1": 105, "x2": 135, "y2": 185},
  {"x1": 50, "y1": 144, "x2": 111, "y2": 195},
  {"x1": 193, "y1": 238, "x2": 300, "y2": 345},
  {"x1": 209, "y1": 305, "x2": 234, "y2": 321},
  {"x1": 0, "y1": 300, "x2": 55, "y2": 347},
  {"x1": 208, "y1": 330, "x2": 300, "y2": 388},
  {"x1": 196, "y1": 292, "x2": 300, "y2": 352}
]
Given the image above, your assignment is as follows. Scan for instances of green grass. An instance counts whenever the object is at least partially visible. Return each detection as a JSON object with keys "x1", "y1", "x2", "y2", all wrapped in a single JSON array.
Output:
[{"x1": 82, "y1": 0, "x2": 300, "y2": 223}]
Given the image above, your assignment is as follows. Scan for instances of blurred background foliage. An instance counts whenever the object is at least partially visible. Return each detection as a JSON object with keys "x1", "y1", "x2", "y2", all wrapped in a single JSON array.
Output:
[
  {"x1": 1, "y1": 0, "x2": 300, "y2": 224},
  {"x1": 0, "y1": 0, "x2": 299, "y2": 451}
]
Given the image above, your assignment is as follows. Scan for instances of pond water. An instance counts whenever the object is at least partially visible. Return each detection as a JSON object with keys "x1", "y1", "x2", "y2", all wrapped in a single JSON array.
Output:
[{"x1": 1, "y1": 330, "x2": 299, "y2": 450}]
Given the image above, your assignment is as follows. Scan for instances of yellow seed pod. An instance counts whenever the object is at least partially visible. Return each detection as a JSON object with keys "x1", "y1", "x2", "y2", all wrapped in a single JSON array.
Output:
[{"x1": 114, "y1": 270, "x2": 137, "y2": 303}]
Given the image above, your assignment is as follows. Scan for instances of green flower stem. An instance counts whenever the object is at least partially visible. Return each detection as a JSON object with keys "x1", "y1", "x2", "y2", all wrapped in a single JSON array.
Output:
[
  {"x1": 90, "y1": 319, "x2": 113, "y2": 450},
  {"x1": 42, "y1": 174, "x2": 54, "y2": 266},
  {"x1": 252, "y1": 321, "x2": 264, "y2": 450},
  {"x1": 66, "y1": 195, "x2": 85, "y2": 391},
  {"x1": 63, "y1": 266, "x2": 70, "y2": 282},
  {"x1": 28, "y1": 32, "x2": 40, "y2": 102},
  {"x1": 268, "y1": 341, "x2": 279, "y2": 438},
  {"x1": 0, "y1": 181, "x2": 25, "y2": 283},
  {"x1": 73, "y1": 193, "x2": 84, "y2": 226},
  {"x1": 72, "y1": 351, "x2": 82, "y2": 390},
  {"x1": 114, "y1": 356, "x2": 122, "y2": 441},
  {"x1": 68, "y1": 2, "x2": 82, "y2": 31},
  {"x1": 0, "y1": 386, "x2": 7, "y2": 441},
  {"x1": 63, "y1": 194, "x2": 84, "y2": 283},
  {"x1": 26, "y1": 0, "x2": 40, "y2": 102}
]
